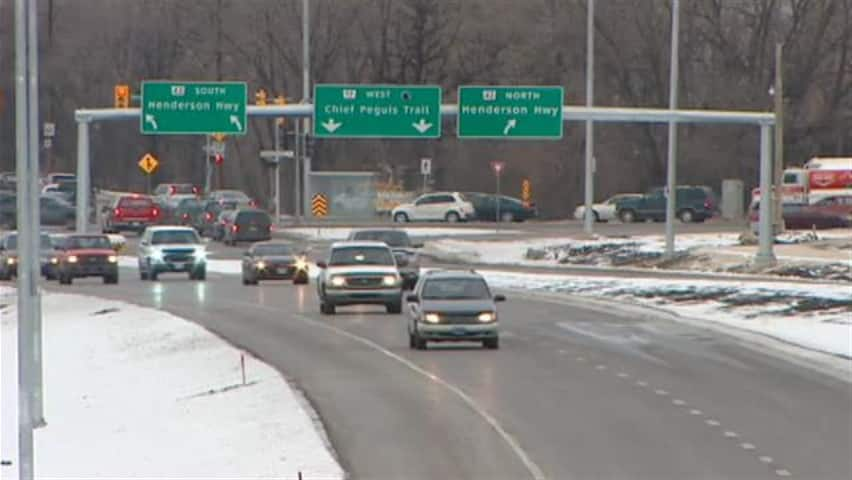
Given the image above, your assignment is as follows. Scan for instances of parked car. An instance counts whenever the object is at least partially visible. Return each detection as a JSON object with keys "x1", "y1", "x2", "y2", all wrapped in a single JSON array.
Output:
[
  {"x1": 221, "y1": 209, "x2": 272, "y2": 246},
  {"x1": 163, "y1": 197, "x2": 204, "y2": 227},
  {"x1": 207, "y1": 189, "x2": 256, "y2": 208},
  {"x1": 45, "y1": 172, "x2": 76, "y2": 185},
  {"x1": 347, "y1": 229, "x2": 423, "y2": 290},
  {"x1": 241, "y1": 241, "x2": 309, "y2": 285},
  {"x1": 41, "y1": 180, "x2": 77, "y2": 205},
  {"x1": 574, "y1": 194, "x2": 642, "y2": 222},
  {"x1": 615, "y1": 186, "x2": 717, "y2": 223},
  {"x1": 391, "y1": 192, "x2": 476, "y2": 223},
  {"x1": 55, "y1": 234, "x2": 119, "y2": 285},
  {"x1": 0, "y1": 232, "x2": 58, "y2": 280},
  {"x1": 749, "y1": 202, "x2": 852, "y2": 231},
  {"x1": 811, "y1": 196, "x2": 852, "y2": 220},
  {"x1": 405, "y1": 269, "x2": 505, "y2": 350},
  {"x1": 316, "y1": 241, "x2": 403, "y2": 314},
  {"x1": 102, "y1": 195, "x2": 161, "y2": 234},
  {"x1": 464, "y1": 193, "x2": 537, "y2": 222},
  {"x1": 137, "y1": 226, "x2": 207, "y2": 281}
]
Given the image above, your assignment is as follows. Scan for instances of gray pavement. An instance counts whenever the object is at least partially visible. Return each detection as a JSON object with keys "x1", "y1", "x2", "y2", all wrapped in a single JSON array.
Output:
[{"x1": 40, "y1": 267, "x2": 852, "y2": 480}]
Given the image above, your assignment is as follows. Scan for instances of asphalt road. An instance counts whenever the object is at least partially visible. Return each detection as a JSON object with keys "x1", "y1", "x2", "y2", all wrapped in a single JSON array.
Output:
[{"x1": 45, "y1": 267, "x2": 852, "y2": 480}]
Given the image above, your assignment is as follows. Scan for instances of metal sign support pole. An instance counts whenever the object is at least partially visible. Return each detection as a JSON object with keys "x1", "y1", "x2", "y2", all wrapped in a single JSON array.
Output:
[
  {"x1": 755, "y1": 124, "x2": 777, "y2": 267},
  {"x1": 664, "y1": 0, "x2": 680, "y2": 259},
  {"x1": 273, "y1": 122, "x2": 281, "y2": 224},
  {"x1": 583, "y1": 0, "x2": 595, "y2": 235},
  {"x1": 75, "y1": 120, "x2": 90, "y2": 233}
]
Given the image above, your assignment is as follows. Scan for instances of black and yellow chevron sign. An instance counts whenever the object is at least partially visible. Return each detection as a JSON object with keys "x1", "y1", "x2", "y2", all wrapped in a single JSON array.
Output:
[{"x1": 311, "y1": 193, "x2": 329, "y2": 217}]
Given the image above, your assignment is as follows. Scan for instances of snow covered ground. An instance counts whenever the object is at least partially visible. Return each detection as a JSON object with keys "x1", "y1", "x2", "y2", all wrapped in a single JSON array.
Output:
[
  {"x1": 0, "y1": 287, "x2": 343, "y2": 479},
  {"x1": 280, "y1": 226, "x2": 520, "y2": 241},
  {"x1": 478, "y1": 270, "x2": 852, "y2": 359}
]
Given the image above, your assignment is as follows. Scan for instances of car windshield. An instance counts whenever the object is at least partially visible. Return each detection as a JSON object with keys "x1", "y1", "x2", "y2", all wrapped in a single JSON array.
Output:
[
  {"x1": 237, "y1": 211, "x2": 271, "y2": 225},
  {"x1": 329, "y1": 247, "x2": 394, "y2": 266},
  {"x1": 5, "y1": 234, "x2": 53, "y2": 250},
  {"x1": 178, "y1": 199, "x2": 203, "y2": 210},
  {"x1": 151, "y1": 230, "x2": 199, "y2": 245},
  {"x1": 119, "y1": 197, "x2": 152, "y2": 208},
  {"x1": 351, "y1": 231, "x2": 411, "y2": 247},
  {"x1": 217, "y1": 191, "x2": 249, "y2": 201},
  {"x1": 65, "y1": 236, "x2": 111, "y2": 250},
  {"x1": 254, "y1": 244, "x2": 293, "y2": 256},
  {"x1": 422, "y1": 278, "x2": 491, "y2": 300}
]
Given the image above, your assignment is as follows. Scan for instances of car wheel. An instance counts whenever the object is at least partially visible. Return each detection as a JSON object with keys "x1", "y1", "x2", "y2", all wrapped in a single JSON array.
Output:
[
  {"x1": 194, "y1": 268, "x2": 207, "y2": 281},
  {"x1": 393, "y1": 212, "x2": 409, "y2": 223},
  {"x1": 409, "y1": 332, "x2": 416, "y2": 349},
  {"x1": 678, "y1": 209, "x2": 695, "y2": 223},
  {"x1": 139, "y1": 269, "x2": 148, "y2": 280},
  {"x1": 483, "y1": 337, "x2": 499, "y2": 350},
  {"x1": 59, "y1": 273, "x2": 72, "y2": 285},
  {"x1": 103, "y1": 274, "x2": 118, "y2": 285},
  {"x1": 414, "y1": 332, "x2": 427, "y2": 350},
  {"x1": 445, "y1": 211, "x2": 460, "y2": 223},
  {"x1": 320, "y1": 302, "x2": 335, "y2": 315},
  {"x1": 149, "y1": 269, "x2": 158, "y2": 281},
  {"x1": 593, "y1": 211, "x2": 601, "y2": 223},
  {"x1": 619, "y1": 209, "x2": 637, "y2": 223},
  {"x1": 0, "y1": 270, "x2": 9, "y2": 281},
  {"x1": 500, "y1": 211, "x2": 515, "y2": 222},
  {"x1": 386, "y1": 301, "x2": 402, "y2": 314},
  {"x1": 293, "y1": 273, "x2": 309, "y2": 285}
]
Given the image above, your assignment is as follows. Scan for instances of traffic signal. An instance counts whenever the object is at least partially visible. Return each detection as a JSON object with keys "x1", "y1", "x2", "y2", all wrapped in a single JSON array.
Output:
[
  {"x1": 255, "y1": 88, "x2": 268, "y2": 106},
  {"x1": 114, "y1": 84, "x2": 130, "y2": 108},
  {"x1": 274, "y1": 95, "x2": 287, "y2": 127},
  {"x1": 211, "y1": 133, "x2": 226, "y2": 142},
  {"x1": 214, "y1": 153, "x2": 224, "y2": 166}
]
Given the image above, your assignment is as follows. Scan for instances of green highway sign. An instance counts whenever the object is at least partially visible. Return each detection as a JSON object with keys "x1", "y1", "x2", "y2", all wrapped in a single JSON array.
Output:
[
  {"x1": 457, "y1": 86, "x2": 564, "y2": 139},
  {"x1": 141, "y1": 81, "x2": 247, "y2": 135},
  {"x1": 313, "y1": 84, "x2": 441, "y2": 138}
]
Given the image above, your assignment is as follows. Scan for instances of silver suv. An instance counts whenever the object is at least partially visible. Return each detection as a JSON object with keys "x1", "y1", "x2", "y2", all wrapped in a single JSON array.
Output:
[{"x1": 391, "y1": 192, "x2": 475, "y2": 223}]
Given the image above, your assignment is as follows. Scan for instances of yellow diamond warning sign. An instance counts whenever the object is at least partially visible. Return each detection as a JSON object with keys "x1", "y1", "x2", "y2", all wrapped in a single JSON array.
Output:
[{"x1": 138, "y1": 153, "x2": 159, "y2": 175}]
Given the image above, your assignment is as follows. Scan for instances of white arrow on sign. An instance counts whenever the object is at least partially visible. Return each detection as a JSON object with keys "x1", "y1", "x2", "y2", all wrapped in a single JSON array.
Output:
[
  {"x1": 229, "y1": 115, "x2": 243, "y2": 131},
  {"x1": 145, "y1": 114, "x2": 159, "y2": 130},
  {"x1": 503, "y1": 118, "x2": 517, "y2": 135},
  {"x1": 412, "y1": 118, "x2": 433, "y2": 134},
  {"x1": 322, "y1": 118, "x2": 342, "y2": 133}
]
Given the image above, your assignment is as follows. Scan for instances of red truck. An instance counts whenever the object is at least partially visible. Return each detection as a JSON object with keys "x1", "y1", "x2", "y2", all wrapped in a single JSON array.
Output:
[{"x1": 102, "y1": 195, "x2": 161, "y2": 234}]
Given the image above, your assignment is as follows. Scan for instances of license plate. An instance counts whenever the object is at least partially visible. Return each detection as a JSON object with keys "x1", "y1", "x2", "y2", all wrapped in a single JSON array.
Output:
[
  {"x1": 452, "y1": 328, "x2": 468, "y2": 336},
  {"x1": 249, "y1": 226, "x2": 258, "y2": 232},
  {"x1": 172, "y1": 262, "x2": 186, "y2": 269}
]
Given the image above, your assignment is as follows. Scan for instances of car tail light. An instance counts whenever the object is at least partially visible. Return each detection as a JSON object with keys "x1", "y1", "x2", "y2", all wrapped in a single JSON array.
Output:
[
  {"x1": 704, "y1": 199, "x2": 713, "y2": 210},
  {"x1": 205, "y1": 212, "x2": 213, "y2": 222},
  {"x1": 231, "y1": 224, "x2": 239, "y2": 233},
  {"x1": 249, "y1": 199, "x2": 258, "y2": 207},
  {"x1": 170, "y1": 186, "x2": 176, "y2": 194},
  {"x1": 192, "y1": 186, "x2": 199, "y2": 194},
  {"x1": 113, "y1": 207, "x2": 121, "y2": 217},
  {"x1": 152, "y1": 208, "x2": 160, "y2": 217},
  {"x1": 267, "y1": 224, "x2": 272, "y2": 232},
  {"x1": 182, "y1": 213, "x2": 189, "y2": 220}
]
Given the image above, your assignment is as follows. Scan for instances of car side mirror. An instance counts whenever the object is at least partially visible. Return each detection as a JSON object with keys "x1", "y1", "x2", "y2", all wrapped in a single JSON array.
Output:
[
  {"x1": 139, "y1": 240, "x2": 148, "y2": 247},
  {"x1": 494, "y1": 294, "x2": 506, "y2": 302},
  {"x1": 316, "y1": 261, "x2": 327, "y2": 269},
  {"x1": 406, "y1": 294, "x2": 419, "y2": 303}
]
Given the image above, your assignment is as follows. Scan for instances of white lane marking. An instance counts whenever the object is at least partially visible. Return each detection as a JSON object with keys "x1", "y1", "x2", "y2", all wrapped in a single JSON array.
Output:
[
  {"x1": 290, "y1": 312, "x2": 547, "y2": 480},
  {"x1": 595, "y1": 364, "x2": 607, "y2": 371},
  {"x1": 740, "y1": 442, "x2": 756, "y2": 450},
  {"x1": 558, "y1": 349, "x2": 569, "y2": 355},
  {"x1": 759, "y1": 456, "x2": 774, "y2": 464},
  {"x1": 672, "y1": 399, "x2": 686, "y2": 406},
  {"x1": 576, "y1": 356, "x2": 586, "y2": 362},
  {"x1": 616, "y1": 372, "x2": 629, "y2": 378},
  {"x1": 775, "y1": 469, "x2": 791, "y2": 477},
  {"x1": 655, "y1": 389, "x2": 669, "y2": 396},
  {"x1": 724, "y1": 431, "x2": 739, "y2": 438},
  {"x1": 705, "y1": 419, "x2": 721, "y2": 426},
  {"x1": 690, "y1": 409, "x2": 703, "y2": 415}
]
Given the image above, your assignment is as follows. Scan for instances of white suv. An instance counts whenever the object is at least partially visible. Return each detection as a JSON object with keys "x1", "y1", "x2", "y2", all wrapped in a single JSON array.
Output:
[
  {"x1": 137, "y1": 226, "x2": 207, "y2": 281},
  {"x1": 391, "y1": 192, "x2": 475, "y2": 223}
]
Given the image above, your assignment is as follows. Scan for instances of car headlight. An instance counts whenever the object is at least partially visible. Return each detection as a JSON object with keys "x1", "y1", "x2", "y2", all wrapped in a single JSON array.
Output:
[
  {"x1": 294, "y1": 256, "x2": 308, "y2": 271},
  {"x1": 6, "y1": 257, "x2": 15, "y2": 265},
  {"x1": 151, "y1": 250, "x2": 164, "y2": 262},
  {"x1": 50, "y1": 257, "x2": 58, "y2": 264},
  {"x1": 424, "y1": 313, "x2": 441, "y2": 324},
  {"x1": 382, "y1": 275, "x2": 399, "y2": 286},
  {"x1": 67, "y1": 255, "x2": 78, "y2": 263},
  {"x1": 330, "y1": 276, "x2": 346, "y2": 287},
  {"x1": 193, "y1": 249, "x2": 207, "y2": 262},
  {"x1": 107, "y1": 255, "x2": 118, "y2": 263},
  {"x1": 256, "y1": 261, "x2": 267, "y2": 270},
  {"x1": 478, "y1": 312, "x2": 496, "y2": 323}
]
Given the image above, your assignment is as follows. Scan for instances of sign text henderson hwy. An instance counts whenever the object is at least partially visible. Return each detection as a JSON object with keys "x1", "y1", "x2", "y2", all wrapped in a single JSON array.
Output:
[
  {"x1": 313, "y1": 84, "x2": 441, "y2": 138},
  {"x1": 457, "y1": 86, "x2": 564, "y2": 139},
  {"x1": 141, "y1": 81, "x2": 247, "y2": 135}
]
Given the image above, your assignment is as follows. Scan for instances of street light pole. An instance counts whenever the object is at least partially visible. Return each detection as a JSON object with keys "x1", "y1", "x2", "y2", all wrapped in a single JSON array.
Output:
[
  {"x1": 583, "y1": 0, "x2": 595, "y2": 235},
  {"x1": 774, "y1": 43, "x2": 785, "y2": 233},
  {"x1": 301, "y1": 0, "x2": 311, "y2": 222},
  {"x1": 664, "y1": 0, "x2": 681, "y2": 258}
]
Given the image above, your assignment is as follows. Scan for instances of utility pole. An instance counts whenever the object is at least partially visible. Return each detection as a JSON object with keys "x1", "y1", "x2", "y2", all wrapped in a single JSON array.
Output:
[
  {"x1": 664, "y1": 0, "x2": 681, "y2": 259},
  {"x1": 773, "y1": 43, "x2": 785, "y2": 233},
  {"x1": 301, "y1": 0, "x2": 311, "y2": 221},
  {"x1": 583, "y1": 0, "x2": 595, "y2": 235}
]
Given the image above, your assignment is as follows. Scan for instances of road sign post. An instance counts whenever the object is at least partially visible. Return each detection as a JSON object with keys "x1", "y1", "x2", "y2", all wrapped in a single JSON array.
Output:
[
  {"x1": 420, "y1": 158, "x2": 432, "y2": 192},
  {"x1": 141, "y1": 81, "x2": 247, "y2": 135},
  {"x1": 314, "y1": 85, "x2": 441, "y2": 138},
  {"x1": 492, "y1": 161, "x2": 504, "y2": 231},
  {"x1": 311, "y1": 193, "x2": 329, "y2": 218},
  {"x1": 458, "y1": 86, "x2": 564, "y2": 139}
]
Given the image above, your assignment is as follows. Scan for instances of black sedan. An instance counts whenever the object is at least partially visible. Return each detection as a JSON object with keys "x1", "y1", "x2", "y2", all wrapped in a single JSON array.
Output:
[
  {"x1": 241, "y1": 241, "x2": 309, "y2": 285},
  {"x1": 464, "y1": 193, "x2": 537, "y2": 222}
]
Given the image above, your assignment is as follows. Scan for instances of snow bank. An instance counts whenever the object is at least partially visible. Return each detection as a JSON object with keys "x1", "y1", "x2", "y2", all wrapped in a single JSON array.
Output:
[
  {"x1": 0, "y1": 288, "x2": 343, "y2": 479},
  {"x1": 477, "y1": 270, "x2": 852, "y2": 359}
]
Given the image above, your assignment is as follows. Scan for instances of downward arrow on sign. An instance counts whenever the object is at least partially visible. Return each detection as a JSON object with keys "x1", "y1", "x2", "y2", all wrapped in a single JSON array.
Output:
[
  {"x1": 412, "y1": 118, "x2": 433, "y2": 134},
  {"x1": 322, "y1": 119, "x2": 343, "y2": 133}
]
